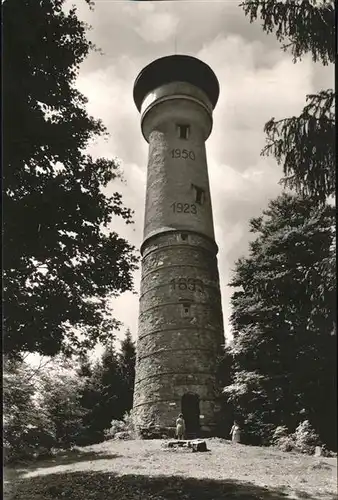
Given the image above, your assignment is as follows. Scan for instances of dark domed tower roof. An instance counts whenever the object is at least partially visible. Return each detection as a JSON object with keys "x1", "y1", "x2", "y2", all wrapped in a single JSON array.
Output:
[{"x1": 133, "y1": 55, "x2": 220, "y2": 112}]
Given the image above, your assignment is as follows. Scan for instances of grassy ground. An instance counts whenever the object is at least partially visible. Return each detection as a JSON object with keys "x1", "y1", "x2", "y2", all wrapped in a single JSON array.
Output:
[{"x1": 4, "y1": 438, "x2": 337, "y2": 500}]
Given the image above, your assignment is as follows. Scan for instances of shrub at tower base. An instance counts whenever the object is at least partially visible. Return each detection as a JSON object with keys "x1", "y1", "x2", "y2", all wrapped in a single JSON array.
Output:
[
  {"x1": 224, "y1": 193, "x2": 336, "y2": 451},
  {"x1": 4, "y1": 330, "x2": 137, "y2": 462}
]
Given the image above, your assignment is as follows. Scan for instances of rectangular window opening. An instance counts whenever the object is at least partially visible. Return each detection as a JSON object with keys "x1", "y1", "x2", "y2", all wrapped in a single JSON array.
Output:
[
  {"x1": 177, "y1": 124, "x2": 190, "y2": 140},
  {"x1": 182, "y1": 305, "x2": 190, "y2": 317},
  {"x1": 182, "y1": 302, "x2": 191, "y2": 318},
  {"x1": 192, "y1": 184, "x2": 205, "y2": 205},
  {"x1": 179, "y1": 299, "x2": 192, "y2": 318}
]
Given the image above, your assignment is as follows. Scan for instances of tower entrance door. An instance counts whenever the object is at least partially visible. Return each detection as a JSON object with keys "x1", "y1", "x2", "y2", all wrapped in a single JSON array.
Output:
[{"x1": 181, "y1": 393, "x2": 200, "y2": 438}]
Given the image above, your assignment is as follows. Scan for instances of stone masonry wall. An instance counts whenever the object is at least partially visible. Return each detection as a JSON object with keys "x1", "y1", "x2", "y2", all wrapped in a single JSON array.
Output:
[
  {"x1": 133, "y1": 80, "x2": 224, "y2": 435},
  {"x1": 142, "y1": 98, "x2": 216, "y2": 242},
  {"x1": 133, "y1": 231, "x2": 224, "y2": 433}
]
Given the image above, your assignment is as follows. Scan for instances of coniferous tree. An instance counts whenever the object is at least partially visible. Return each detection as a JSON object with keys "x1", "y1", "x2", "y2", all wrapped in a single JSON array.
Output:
[
  {"x1": 75, "y1": 353, "x2": 100, "y2": 444},
  {"x1": 118, "y1": 329, "x2": 136, "y2": 415},
  {"x1": 224, "y1": 194, "x2": 336, "y2": 449},
  {"x1": 98, "y1": 343, "x2": 125, "y2": 422},
  {"x1": 76, "y1": 333, "x2": 136, "y2": 443},
  {"x1": 3, "y1": 0, "x2": 138, "y2": 359},
  {"x1": 78, "y1": 343, "x2": 123, "y2": 442},
  {"x1": 240, "y1": 0, "x2": 335, "y2": 203}
]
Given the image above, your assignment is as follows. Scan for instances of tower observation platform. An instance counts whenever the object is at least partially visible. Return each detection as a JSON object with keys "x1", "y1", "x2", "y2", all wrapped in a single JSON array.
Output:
[{"x1": 133, "y1": 55, "x2": 219, "y2": 112}]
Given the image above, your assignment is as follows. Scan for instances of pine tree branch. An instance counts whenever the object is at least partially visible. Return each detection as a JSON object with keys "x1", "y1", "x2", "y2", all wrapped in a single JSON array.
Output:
[
  {"x1": 262, "y1": 90, "x2": 335, "y2": 203},
  {"x1": 240, "y1": 0, "x2": 335, "y2": 65}
]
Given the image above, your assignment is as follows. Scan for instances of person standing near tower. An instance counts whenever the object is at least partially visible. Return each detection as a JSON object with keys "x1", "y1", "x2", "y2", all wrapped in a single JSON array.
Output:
[
  {"x1": 176, "y1": 413, "x2": 186, "y2": 440},
  {"x1": 230, "y1": 420, "x2": 241, "y2": 443}
]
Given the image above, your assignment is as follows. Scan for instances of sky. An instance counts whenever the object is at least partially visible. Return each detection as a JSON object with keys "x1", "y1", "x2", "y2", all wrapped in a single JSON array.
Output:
[{"x1": 52, "y1": 0, "x2": 333, "y2": 359}]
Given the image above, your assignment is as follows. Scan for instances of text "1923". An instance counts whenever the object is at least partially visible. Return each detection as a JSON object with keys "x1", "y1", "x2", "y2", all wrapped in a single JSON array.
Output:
[{"x1": 170, "y1": 202, "x2": 197, "y2": 214}]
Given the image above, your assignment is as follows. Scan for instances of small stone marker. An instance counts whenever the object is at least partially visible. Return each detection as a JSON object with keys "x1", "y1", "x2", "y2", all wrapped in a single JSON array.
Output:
[
  {"x1": 166, "y1": 439, "x2": 207, "y2": 452},
  {"x1": 167, "y1": 440, "x2": 186, "y2": 448},
  {"x1": 188, "y1": 439, "x2": 208, "y2": 452}
]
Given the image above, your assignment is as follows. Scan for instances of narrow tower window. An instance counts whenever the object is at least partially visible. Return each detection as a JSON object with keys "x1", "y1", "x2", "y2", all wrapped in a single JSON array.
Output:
[
  {"x1": 180, "y1": 300, "x2": 192, "y2": 318},
  {"x1": 192, "y1": 184, "x2": 205, "y2": 205},
  {"x1": 177, "y1": 124, "x2": 190, "y2": 140},
  {"x1": 183, "y1": 305, "x2": 190, "y2": 317}
]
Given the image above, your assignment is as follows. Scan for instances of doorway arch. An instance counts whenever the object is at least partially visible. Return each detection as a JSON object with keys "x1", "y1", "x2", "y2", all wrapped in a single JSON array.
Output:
[{"x1": 181, "y1": 393, "x2": 200, "y2": 437}]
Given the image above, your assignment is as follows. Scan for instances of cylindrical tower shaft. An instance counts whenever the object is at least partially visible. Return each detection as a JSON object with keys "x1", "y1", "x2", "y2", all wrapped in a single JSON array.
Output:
[{"x1": 133, "y1": 56, "x2": 224, "y2": 437}]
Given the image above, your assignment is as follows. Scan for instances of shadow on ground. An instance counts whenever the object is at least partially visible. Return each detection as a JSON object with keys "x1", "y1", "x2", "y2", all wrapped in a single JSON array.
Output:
[
  {"x1": 4, "y1": 450, "x2": 120, "y2": 487},
  {"x1": 4, "y1": 471, "x2": 338, "y2": 500}
]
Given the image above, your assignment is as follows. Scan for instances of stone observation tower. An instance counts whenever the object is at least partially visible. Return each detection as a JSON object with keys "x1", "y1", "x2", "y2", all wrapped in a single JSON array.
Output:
[{"x1": 132, "y1": 55, "x2": 224, "y2": 437}]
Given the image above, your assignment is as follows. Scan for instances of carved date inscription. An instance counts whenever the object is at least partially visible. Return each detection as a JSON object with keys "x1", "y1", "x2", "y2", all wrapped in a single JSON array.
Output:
[
  {"x1": 170, "y1": 202, "x2": 197, "y2": 214},
  {"x1": 170, "y1": 278, "x2": 204, "y2": 293},
  {"x1": 171, "y1": 148, "x2": 195, "y2": 160}
]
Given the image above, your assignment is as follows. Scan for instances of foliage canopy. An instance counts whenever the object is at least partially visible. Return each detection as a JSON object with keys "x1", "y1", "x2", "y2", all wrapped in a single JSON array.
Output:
[
  {"x1": 3, "y1": 0, "x2": 138, "y2": 358},
  {"x1": 225, "y1": 194, "x2": 336, "y2": 449},
  {"x1": 240, "y1": 0, "x2": 335, "y2": 203}
]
